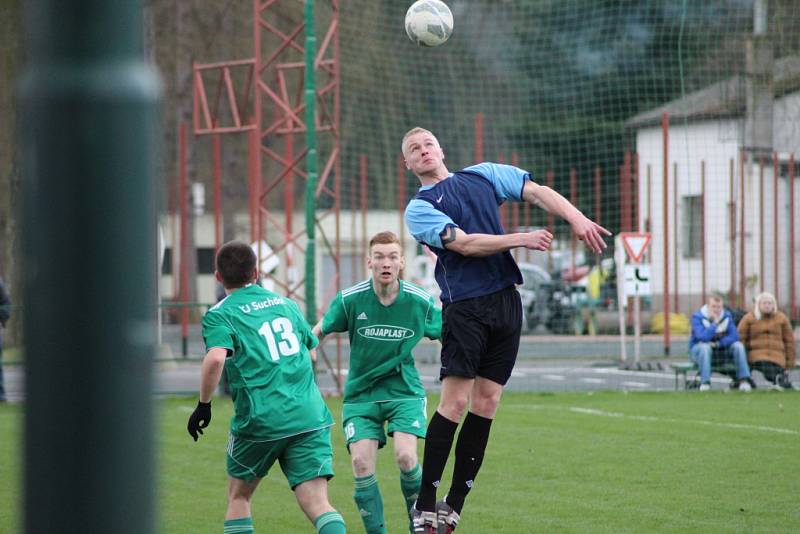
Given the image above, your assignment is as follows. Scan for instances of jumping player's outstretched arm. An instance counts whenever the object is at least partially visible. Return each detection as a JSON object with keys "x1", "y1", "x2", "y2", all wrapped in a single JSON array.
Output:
[
  {"x1": 406, "y1": 197, "x2": 552, "y2": 257},
  {"x1": 441, "y1": 226, "x2": 552, "y2": 257},
  {"x1": 522, "y1": 180, "x2": 611, "y2": 254}
]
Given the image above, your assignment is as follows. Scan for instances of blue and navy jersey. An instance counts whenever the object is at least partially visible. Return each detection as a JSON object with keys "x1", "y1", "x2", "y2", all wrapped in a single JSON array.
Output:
[{"x1": 405, "y1": 162, "x2": 532, "y2": 303}]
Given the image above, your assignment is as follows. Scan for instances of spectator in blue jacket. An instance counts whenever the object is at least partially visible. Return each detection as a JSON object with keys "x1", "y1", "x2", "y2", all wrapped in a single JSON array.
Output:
[{"x1": 689, "y1": 295, "x2": 753, "y2": 391}]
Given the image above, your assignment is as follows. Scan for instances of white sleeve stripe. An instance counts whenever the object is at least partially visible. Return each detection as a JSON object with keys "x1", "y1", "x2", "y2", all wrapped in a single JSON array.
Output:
[
  {"x1": 403, "y1": 281, "x2": 427, "y2": 293},
  {"x1": 403, "y1": 283, "x2": 429, "y2": 295},
  {"x1": 209, "y1": 295, "x2": 229, "y2": 311},
  {"x1": 342, "y1": 287, "x2": 368, "y2": 297},
  {"x1": 403, "y1": 286, "x2": 432, "y2": 301},
  {"x1": 342, "y1": 280, "x2": 371, "y2": 297},
  {"x1": 343, "y1": 279, "x2": 370, "y2": 290},
  {"x1": 342, "y1": 285, "x2": 371, "y2": 300},
  {"x1": 404, "y1": 292, "x2": 430, "y2": 305}
]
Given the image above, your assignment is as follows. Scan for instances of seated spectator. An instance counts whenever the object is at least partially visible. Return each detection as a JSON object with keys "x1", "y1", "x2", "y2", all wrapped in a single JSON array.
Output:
[
  {"x1": 689, "y1": 295, "x2": 754, "y2": 391},
  {"x1": 737, "y1": 292, "x2": 796, "y2": 390}
]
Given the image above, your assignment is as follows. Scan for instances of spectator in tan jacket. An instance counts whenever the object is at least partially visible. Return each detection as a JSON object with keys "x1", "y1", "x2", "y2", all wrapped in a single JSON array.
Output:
[{"x1": 737, "y1": 292, "x2": 796, "y2": 390}]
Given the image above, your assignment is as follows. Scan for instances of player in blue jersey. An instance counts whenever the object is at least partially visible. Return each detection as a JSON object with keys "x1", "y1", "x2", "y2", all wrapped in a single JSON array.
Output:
[
  {"x1": 187, "y1": 241, "x2": 346, "y2": 534},
  {"x1": 402, "y1": 127, "x2": 611, "y2": 533}
]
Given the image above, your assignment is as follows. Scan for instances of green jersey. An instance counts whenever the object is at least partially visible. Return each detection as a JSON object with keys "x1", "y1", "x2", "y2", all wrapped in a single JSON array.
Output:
[
  {"x1": 321, "y1": 279, "x2": 442, "y2": 403},
  {"x1": 203, "y1": 284, "x2": 333, "y2": 440}
]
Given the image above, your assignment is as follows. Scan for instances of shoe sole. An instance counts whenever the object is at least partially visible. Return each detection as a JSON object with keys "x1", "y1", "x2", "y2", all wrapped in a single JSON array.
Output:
[{"x1": 434, "y1": 501, "x2": 458, "y2": 534}]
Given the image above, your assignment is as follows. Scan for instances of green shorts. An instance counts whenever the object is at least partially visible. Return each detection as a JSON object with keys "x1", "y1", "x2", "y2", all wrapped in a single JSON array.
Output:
[
  {"x1": 226, "y1": 426, "x2": 335, "y2": 489},
  {"x1": 342, "y1": 398, "x2": 428, "y2": 449}
]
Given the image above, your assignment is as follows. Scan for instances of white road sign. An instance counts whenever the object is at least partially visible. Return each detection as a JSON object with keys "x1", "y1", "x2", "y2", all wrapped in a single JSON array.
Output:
[{"x1": 624, "y1": 264, "x2": 651, "y2": 296}]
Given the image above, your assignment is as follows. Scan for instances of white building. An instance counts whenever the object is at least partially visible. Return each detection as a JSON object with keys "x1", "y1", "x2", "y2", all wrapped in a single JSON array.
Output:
[
  {"x1": 159, "y1": 209, "x2": 437, "y2": 306},
  {"x1": 626, "y1": 56, "x2": 800, "y2": 315}
]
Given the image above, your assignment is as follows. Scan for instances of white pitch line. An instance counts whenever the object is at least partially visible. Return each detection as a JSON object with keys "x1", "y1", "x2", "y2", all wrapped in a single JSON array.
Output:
[
  {"x1": 514, "y1": 367, "x2": 579, "y2": 374},
  {"x1": 510, "y1": 370, "x2": 528, "y2": 377},
  {"x1": 621, "y1": 381, "x2": 651, "y2": 388},
  {"x1": 571, "y1": 407, "x2": 623, "y2": 417},
  {"x1": 514, "y1": 366, "x2": 679, "y2": 381},
  {"x1": 541, "y1": 374, "x2": 566, "y2": 381},
  {"x1": 569, "y1": 406, "x2": 799, "y2": 435}
]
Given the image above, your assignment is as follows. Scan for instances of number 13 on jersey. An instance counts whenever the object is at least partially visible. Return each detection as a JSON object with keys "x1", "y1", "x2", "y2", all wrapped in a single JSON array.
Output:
[{"x1": 258, "y1": 318, "x2": 301, "y2": 360}]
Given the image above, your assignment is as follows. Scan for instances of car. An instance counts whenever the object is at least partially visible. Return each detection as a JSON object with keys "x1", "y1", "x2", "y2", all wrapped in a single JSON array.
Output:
[
  {"x1": 518, "y1": 261, "x2": 589, "y2": 335},
  {"x1": 517, "y1": 263, "x2": 553, "y2": 333}
]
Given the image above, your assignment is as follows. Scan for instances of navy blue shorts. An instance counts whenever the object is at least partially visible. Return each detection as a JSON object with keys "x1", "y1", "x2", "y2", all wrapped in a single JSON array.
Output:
[{"x1": 439, "y1": 286, "x2": 522, "y2": 385}]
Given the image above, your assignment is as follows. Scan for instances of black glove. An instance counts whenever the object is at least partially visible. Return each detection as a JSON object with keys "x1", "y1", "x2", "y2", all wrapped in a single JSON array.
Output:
[{"x1": 187, "y1": 401, "x2": 212, "y2": 441}]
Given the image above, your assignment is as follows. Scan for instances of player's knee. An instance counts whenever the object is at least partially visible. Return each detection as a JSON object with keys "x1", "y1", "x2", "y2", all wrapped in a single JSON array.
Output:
[
  {"x1": 227, "y1": 489, "x2": 252, "y2": 514},
  {"x1": 228, "y1": 494, "x2": 249, "y2": 509},
  {"x1": 470, "y1": 394, "x2": 500, "y2": 417},
  {"x1": 394, "y1": 448, "x2": 417, "y2": 471},
  {"x1": 438, "y1": 396, "x2": 468, "y2": 421},
  {"x1": 295, "y1": 478, "x2": 335, "y2": 520},
  {"x1": 228, "y1": 482, "x2": 251, "y2": 503},
  {"x1": 350, "y1": 452, "x2": 374, "y2": 477}
]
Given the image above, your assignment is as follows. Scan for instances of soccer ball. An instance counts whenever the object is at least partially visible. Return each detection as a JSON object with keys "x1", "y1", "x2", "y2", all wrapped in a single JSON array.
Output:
[{"x1": 405, "y1": 0, "x2": 454, "y2": 47}]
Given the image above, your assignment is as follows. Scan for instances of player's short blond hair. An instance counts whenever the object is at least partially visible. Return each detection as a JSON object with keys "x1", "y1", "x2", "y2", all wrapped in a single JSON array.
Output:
[
  {"x1": 401, "y1": 127, "x2": 437, "y2": 154},
  {"x1": 368, "y1": 231, "x2": 403, "y2": 253}
]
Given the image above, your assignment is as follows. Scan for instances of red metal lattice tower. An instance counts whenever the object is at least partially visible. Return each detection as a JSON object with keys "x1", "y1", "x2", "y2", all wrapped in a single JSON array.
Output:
[
  {"x1": 192, "y1": 1, "x2": 342, "y2": 391},
  {"x1": 192, "y1": 1, "x2": 341, "y2": 308}
]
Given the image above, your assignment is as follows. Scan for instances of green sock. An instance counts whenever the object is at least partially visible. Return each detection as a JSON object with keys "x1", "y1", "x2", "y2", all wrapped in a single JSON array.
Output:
[
  {"x1": 224, "y1": 516, "x2": 254, "y2": 534},
  {"x1": 400, "y1": 464, "x2": 422, "y2": 517},
  {"x1": 315, "y1": 511, "x2": 346, "y2": 534},
  {"x1": 353, "y1": 473, "x2": 386, "y2": 534}
]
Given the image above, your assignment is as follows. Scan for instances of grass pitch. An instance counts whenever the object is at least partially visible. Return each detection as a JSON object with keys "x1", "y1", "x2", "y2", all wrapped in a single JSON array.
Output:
[{"x1": 2, "y1": 391, "x2": 798, "y2": 533}]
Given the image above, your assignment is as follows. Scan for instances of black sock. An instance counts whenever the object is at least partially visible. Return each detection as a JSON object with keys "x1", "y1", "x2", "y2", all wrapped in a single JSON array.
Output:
[
  {"x1": 446, "y1": 411, "x2": 493, "y2": 514},
  {"x1": 417, "y1": 411, "x2": 459, "y2": 512}
]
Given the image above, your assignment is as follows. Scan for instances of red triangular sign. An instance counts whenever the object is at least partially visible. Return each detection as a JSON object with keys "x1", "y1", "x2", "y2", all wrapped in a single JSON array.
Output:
[{"x1": 620, "y1": 232, "x2": 651, "y2": 263}]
